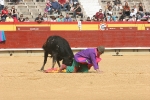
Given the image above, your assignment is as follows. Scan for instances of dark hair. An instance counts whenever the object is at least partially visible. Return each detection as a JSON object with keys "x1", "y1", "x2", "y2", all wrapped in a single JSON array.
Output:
[
  {"x1": 20, "y1": 14, "x2": 23, "y2": 17},
  {"x1": 8, "y1": 13, "x2": 12, "y2": 16},
  {"x1": 60, "y1": 14, "x2": 63, "y2": 17},
  {"x1": 13, "y1": 14, "x2": 17, "y2": 17},
  {"x1": 76, "y1": 3, "x2": 79, "y2": 5}
]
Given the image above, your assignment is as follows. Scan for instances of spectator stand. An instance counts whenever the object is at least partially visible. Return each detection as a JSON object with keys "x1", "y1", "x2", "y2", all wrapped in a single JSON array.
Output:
[{"x1": 3, "y1": 0, "x2": 150, "y2": 22}]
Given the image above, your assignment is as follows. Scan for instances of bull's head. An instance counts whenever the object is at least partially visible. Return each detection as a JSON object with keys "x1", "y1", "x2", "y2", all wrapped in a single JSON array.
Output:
[{"x1": 62, "y1": 56, "x2": 73, "y2": 66}]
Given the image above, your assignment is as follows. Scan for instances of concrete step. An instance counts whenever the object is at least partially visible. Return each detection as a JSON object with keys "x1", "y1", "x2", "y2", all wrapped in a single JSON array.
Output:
[
  {"x1": 28, "y1": 5, "x2": 37, "y2": 8},
  {"x1": 37, "y1": 2, "x2": 46, "y2": 5},
  {"x1": 22, "y1": 11, "x2": 31, "y2": 15},
  {"x1": 26, "y1": 2, "x2": 35, "y2": 5},
  {"x1": 18, "y1": 5, "x2": 28, "y2": 8},
  {"x1": 39, "y1": 5, "x2": 45, "y2": 8},
  {"x1": 18, "y1": 7, "x2": 28, "y2": 11},
  {"x1": 31, "y1": 11, "x2": 40, "y2": 15},
  {"x1": 29, "y1": 18, "x2": 35, "y2": 21},
  {"x1": 30, "y1": 8, "x2": 40, "y2": 15},
  {"x1": 30, "y1": 8, "x2": 39, "y2": 11},
  {"x1": 23, "y1": 15, "x2": 33, "y2": 19},
  {"x1": 5, "y1": 2, "x2": 15, "y2": 5},
  {"x1": 24, "y1": 0, "x2": 34, "y2": 2}
]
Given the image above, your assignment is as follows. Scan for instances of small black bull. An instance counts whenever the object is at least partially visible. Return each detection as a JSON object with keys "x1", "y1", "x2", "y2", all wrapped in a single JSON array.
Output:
[{"x1": 40, "y1": 35, "x2": 74, "y2": 71}]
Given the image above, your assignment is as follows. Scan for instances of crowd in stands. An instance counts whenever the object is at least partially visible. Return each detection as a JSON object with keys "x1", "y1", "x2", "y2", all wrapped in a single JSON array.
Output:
[
  {"x1": 0, "y1": 0, "x2": 150, "y2": 22},
  {"x1": 95, "y1": 0, "x2": 150, "y2": 22}
]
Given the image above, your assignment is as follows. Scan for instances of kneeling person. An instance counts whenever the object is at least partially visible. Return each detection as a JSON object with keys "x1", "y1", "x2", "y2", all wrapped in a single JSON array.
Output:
[{"x1": 59, "y1": 46, "x2": 105, "y2": 73}]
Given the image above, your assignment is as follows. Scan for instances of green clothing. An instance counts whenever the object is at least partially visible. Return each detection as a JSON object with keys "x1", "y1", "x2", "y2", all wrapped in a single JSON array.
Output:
[
  {"x1": 66, "y1": 59, "x2": 89, "y2": 73},
  {"x1": 56, "y1": 18, "x2": 64, "y2": 22}
]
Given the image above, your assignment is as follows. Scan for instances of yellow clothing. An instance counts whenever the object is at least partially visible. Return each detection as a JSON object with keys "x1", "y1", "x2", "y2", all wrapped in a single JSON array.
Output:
[{"x1": 5, "y1": 17, "x2": 14, "y2": 22}]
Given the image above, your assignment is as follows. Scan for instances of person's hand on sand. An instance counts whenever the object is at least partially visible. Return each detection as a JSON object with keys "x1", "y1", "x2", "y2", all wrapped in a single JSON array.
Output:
[{"x1": 96, "y1": 69, "x2": 103, "y2": 73}]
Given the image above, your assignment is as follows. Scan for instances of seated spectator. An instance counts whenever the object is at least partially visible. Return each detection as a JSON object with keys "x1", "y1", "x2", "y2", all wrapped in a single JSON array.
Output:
[
  {"x1": 95, "y1": 9, "x2": 104, "y2": 21},
  {"x1": 24, "y1": 17, "x2": 30, "y2": 22},
  {"x1": 114, "y1": 0, "x2": 121, "y2": 6},
  {"x1": 130, "y1": 9, "x2": 136, "y2": 17},
  {"x1": 124, "y1": 17, "x2": 130, "y2": 21},
  {"x1": 105, "y1": 6, "x2": 114, "y2": 16},
  {"x1": 63, "y1": 0, "x2": 71, "y2": 11},
  {"x1": 143, "y1": 12, "x2": 149, "y2": 19},
  {"x1": 128, "y1": 15, "x2": 136, "y2": 21},
  {"x1": 133, "y1": 5, "x2": 137, "y2": 14},
  {"x1": 132, "y1": 15, "x2": 136, "y2": 21},
  {"x1": 136, "y1": 12, "x2": 142, "y2": 20},
  {"x1": 43, "y1": 13, "x2": 49, "y2": 21},
  {"x1": 0, "y1": 0, "x2": 4, "y2": 12},
  {"x1": 70, "y1": 0, "x2": 78, "y2": 7},
  {"x1": 44, "y1": 0, "x2": 51, "y2": 13},
  {"x1": 12, "y1": 14, "x2": 18, "y2": 22},
  {"x1": 59, "y1": 0, "x2": 71, "y2": 11},
  {"x1": 106, "y1": 13, "x2": 111, "y2": 21},
  {"x1": 18, "y1": 14, "x2": 25, "y2": 22},
  {"x1": 50, "y1": 16, "x2": 56, "y2": 22},
  {"x1": 105, "y1": 1, "x2": 112, "y2": 10},
  {"x1": 1, "y1": 6, "x2": 9, "y2": 21},
  {"x1": 123, "y1": 2, "x2": 130, "y2": 17},
  {"x1": 138, "y1": 3, "x2": 144, "y2": 18},
  {"x1": 86, "y1": 17, "x2": 91, "y2": 21},
  {"x1": 0, "y1": 13, "x2": 4, "y2": 22},
  {"x1": 50, "y1": 0, "x2": 61, "y2": 15},
  {"x1": 35, "y1": 14, "x2": 44, "y2": 23},
  {"x1": 64, "y1": 13, "x2": 72, "y2": 22},
  {"x1": 91, "y1": 15, "x2": 96, "y2": 21},
  {"x1": 5, "y1": 13, "x2": 14, "y2": 22},
  {"x1": 72, "y1": 3, "x2": 83, "y2": 18},
  {"x1": 107, "y1": 12, "x2": 117, "y2": 22},
  {"x1": 137, "y1": 18, "x2": 141, "y2": 21},
  {"x1": 119, "y1": 13, "x2": 125, "y2": 21},
  {"x1": 115, "y1": 1, "x2": 123, "y2": 11},
  {"x1": 58, "y1": 0, "x2": 66, "y2": 9},
  {"x1": 114, "y1": 0, "x2": 121, "y2": 10},
  {"x1": 56, "y1": 14, "x2": 64, "y2": 22},
  {"x1": 119, "y1": 3, "x2": 123, "y2": 10},
  {"x1": 10, "y1": 6, "x2": 17, "y2": 18}
]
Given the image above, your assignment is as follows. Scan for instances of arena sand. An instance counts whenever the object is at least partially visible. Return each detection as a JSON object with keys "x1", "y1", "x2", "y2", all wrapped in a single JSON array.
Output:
[{"x1": 0, "y1": 55, "x2": 150, "y2": 100}]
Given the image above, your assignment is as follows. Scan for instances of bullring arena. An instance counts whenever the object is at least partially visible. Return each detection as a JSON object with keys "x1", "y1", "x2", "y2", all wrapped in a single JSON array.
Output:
[
  {"x1": 1, "y1": 50, "x2": 150, "y2": 100},
  {"x1": 1, "y1": 22, "x2": 150, "y2": 100}
]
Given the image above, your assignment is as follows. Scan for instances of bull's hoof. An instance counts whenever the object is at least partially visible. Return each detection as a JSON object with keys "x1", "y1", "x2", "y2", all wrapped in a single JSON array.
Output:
[{"x1": 38, "y1": 69, "x2": 44, "y2": 72}]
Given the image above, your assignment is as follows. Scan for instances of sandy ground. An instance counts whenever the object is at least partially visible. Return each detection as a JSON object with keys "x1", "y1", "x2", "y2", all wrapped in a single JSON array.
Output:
[{"x1": 0, "y1": 55, "x2": 150, "y2": 100}]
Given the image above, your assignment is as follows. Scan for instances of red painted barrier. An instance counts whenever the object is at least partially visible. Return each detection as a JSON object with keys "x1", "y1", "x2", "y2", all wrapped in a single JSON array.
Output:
[{"x1": 0, "y1": 31, "x2": 150, "y2": 48}]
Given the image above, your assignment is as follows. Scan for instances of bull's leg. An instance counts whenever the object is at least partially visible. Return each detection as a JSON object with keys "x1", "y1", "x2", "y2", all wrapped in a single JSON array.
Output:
[
  {"x1": 40, "y1": 51, "x2": 48, "y2": 71},
  {"x1": 52, "y1": 53, "x2": 58, "y2": 69},
  {"x1": 57, "y1": 60, "x2": 61, "y2": 67}
]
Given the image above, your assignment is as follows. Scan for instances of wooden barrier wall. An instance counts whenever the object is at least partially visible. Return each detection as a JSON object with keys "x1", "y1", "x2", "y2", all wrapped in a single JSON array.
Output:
[
  {"x1": 0, "y1": 22, "x2": 150, "y2": 31},
  {"x1": 0, "y1": 30, "x2": 150, "y2": 48}
]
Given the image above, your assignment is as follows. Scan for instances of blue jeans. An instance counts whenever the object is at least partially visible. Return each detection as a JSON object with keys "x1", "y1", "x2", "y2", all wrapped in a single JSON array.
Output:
[
  {"x1": 0, "y1": 5, "x2": 4, "y2": 11},
  {"x1": 62, "y1": 3, "x2": 70, "y2": 11}
]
